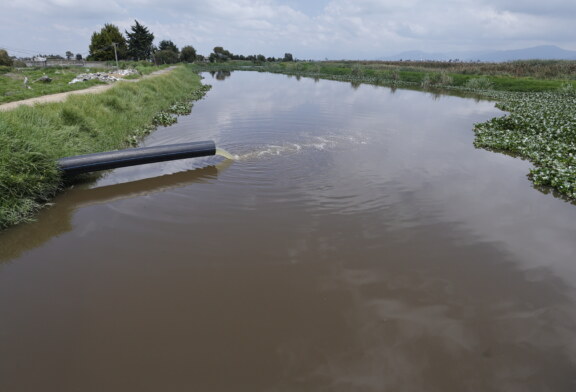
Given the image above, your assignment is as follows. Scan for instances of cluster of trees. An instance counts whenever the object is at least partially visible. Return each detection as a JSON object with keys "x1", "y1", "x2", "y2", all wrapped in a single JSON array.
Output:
[
  {"x1": 208, "y1": 48, "x2": 294, "y2": 63},
  {"x1": 155, "y1": 40, "x2": 197, "y2": 65},
  {"x1": 4, "y1": 21, "x2": 295, "y2": 69},
  {"x1": 65, "y1": 51, "x2": 82, "y2": 60},
  {"x1": 88, "y1": 20, "x2": 294, "y2": 65},
  {"x1": 88, "y1": 20, "x2": 197, "y2": 64},
  {"x1": 0, "y1": 49, "x2": 13, "y2": 66}
]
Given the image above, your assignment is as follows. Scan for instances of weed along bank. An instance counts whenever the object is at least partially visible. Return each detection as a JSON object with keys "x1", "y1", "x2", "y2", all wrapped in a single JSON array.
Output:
[{"x1": 0, "y1": 65, "x2": 211, "y2": 229}]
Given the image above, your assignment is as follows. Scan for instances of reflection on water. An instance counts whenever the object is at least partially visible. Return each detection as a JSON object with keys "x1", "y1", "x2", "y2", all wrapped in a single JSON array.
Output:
[
  {"x1": 1, "y1": 71, "x2": 576, "y2": 391},
  {"x1": 0, "y1": 161, "x2": 230, "y2": 263},
  {"x1": 209, "y1": 70, "x2": 232, "y2": 80}
]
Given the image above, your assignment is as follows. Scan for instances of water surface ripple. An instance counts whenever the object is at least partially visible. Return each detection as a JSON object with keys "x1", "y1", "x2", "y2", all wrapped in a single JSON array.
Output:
[{"x1": 1, "y1": 71, "x2": 576, "y2": 391}]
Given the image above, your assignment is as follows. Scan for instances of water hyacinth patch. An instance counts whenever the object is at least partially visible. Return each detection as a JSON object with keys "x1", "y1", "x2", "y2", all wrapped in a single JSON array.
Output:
[
  {"x1": 150, "y1": 85, "x2": 213, "y2": 127},
  {"x1": 169, "y1": 102, "x2": 193, "y2": 115},
  {"x1": 152, "y1": 111, "x2": 177, "y2": 126},
  {"x1": 474, "y1": 89, "x2": 576, "y2": 200}
]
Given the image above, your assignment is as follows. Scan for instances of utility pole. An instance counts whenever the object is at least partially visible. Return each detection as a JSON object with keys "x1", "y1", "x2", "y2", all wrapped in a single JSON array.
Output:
[{"x1": 112, "y1": 42, "x2": 119, "y2": 69}]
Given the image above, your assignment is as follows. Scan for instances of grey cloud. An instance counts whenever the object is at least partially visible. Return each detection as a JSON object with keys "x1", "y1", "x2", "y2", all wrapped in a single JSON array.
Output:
[
  {"x1": 1, "y1": 0, "x2": 575, "y2": 59},
  {"x1": 484, "y1": 0, "x2": 576, "y2": 17}
]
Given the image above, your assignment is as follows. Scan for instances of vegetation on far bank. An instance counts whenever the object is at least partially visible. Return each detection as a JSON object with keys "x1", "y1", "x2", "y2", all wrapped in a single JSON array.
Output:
[
  {"x1": 0, "y1": 65, "x2": 210, "y2": 229},
  {"x1": 194, "y1": 59, "x2": 575, "y2": 92}
]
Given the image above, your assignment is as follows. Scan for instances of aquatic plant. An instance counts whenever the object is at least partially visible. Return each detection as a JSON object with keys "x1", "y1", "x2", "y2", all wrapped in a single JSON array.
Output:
[
  {"x1": 474, "y1": 89, "x2": 576, "y2": 200},
  {"x1": 152, "y1": 111, "x2": 177, "y2": 126},
  {"x1": 169, "y1": 102, "x2": 192, "y2": 115}
]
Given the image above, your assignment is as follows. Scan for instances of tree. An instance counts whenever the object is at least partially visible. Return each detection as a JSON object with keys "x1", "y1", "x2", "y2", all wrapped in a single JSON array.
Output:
[
  {"x1": 283, "y1": 53, "x2": 293, "y2": 62},
  {"x1": 209, "y1": 46, "x2": 232, "y2": 62},
  {"x1": 76, "y1": 53, "x2": 83, "y2": 61},
  {"x1": 180, "y1": 46, "x2": 197, "y2": 63},
  {"x1": 88, "y1": 24, "x2": 127, "y2": 61},
  {"x1": 155, "y1": 50, "x2": 179, "y2": 64},
  {"x1": 126, "y1": 20, "x2": 154, "y2": 61},
  {"x1": 0, "y1": 49, "x2": 13, "y2": 66},
  {"x1": 65, "y1": 51, "x2": 73, "y2": 60},
  {"x1": 158, "y1": 40, "x2": 179, "y2": 54}
]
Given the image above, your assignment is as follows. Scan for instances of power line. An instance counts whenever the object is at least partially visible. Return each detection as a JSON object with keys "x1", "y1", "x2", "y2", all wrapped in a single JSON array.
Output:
[
  {"x1": 0, "y1": 43, "x2": 91, "y2": 57},
  {"x1": 0, "y1": 44, "x2": 43, "y2": 56},
  {"x1": 0, "y1": 42, "x2": 129, "y2": 60}
]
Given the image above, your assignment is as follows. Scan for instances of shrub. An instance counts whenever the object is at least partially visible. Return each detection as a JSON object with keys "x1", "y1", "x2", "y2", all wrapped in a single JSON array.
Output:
[
  {"x1": 351, "y1": 64, "x2": 363, "y2": 76},
  {"x1": 465, "y1": 77, "x2": 494, "y2": 90},
  {"x1": 180, "y1": 46, "x2": 197, "y2": 63},
  {"x1": 437, "y1": 71, "x2": 453, "y2": 86},
  {"x1": 421, "y1": 74, "x2": 431, "y2": 89},
  {"x1": 155, "y1": 50, "x2": 179, "y2": 64},
  {"x1": 0, "y1": 49, "x2": 13, "y2": 67}
]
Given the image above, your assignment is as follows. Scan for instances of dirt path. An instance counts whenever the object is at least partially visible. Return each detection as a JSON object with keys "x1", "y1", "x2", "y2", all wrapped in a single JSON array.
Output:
[{"x1": 0, "y1": 66, "x2": 176, "y2": 112}]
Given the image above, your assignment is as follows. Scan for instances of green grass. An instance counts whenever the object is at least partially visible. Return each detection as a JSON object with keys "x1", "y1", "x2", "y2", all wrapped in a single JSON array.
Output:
[
  {"x1": 326, "y1": 59, "x2": 576, "y2": 79},
  {"x1": 0, "y1": 64, "x2": 172, "y2": 104},
  {"x1": 0, "y1": 65, "x2": 210, "y2": 229},
  {"x1": 0, "y1": 66, "x2": 107, "y2": 104},
  {"x1": 201, "y1": 61, "x2": 574, "y2": 93}
]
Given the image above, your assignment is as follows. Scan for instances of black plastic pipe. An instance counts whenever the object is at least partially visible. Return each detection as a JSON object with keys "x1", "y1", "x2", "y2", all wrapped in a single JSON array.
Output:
[{"x1": 58, "y1": 141, "x2": 216, "y2": 175}]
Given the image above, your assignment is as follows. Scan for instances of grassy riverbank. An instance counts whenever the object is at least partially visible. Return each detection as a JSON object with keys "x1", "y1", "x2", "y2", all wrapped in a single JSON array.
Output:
[
  {"x1": 195, "y1": 60, "x2": 575, "y2": 92},
  {"x1": 0, "y1": 64, "x2": 210, "y2": 229},
  {"x1": 196, "y1": 61, "x2": 576, "y2": 201}
]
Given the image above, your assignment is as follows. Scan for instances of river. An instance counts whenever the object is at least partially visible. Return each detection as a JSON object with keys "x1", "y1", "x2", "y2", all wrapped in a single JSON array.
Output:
[{"x1": 1, "y1": 71, "x2": 576, "y2": 391}]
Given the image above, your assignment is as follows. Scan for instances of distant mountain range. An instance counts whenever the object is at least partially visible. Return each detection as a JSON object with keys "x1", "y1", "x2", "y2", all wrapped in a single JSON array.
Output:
[{"x1": 380, "y1": 45, "x2": 576, "y2": 62}]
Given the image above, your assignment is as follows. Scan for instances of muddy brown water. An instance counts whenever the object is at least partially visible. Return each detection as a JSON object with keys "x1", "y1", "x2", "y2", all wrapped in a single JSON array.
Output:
[{"x1": 1, "y1": 72, "x2": 576, "y2": 391}]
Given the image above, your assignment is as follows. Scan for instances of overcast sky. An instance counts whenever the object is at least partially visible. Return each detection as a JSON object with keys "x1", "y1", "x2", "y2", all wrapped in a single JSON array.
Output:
[{"x1": 1, "y1": 0, "x2": 575, "y2": 60}]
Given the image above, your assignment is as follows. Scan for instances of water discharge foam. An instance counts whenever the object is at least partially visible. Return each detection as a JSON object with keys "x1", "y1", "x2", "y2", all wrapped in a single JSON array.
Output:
[
  {"x1": 232, "y1": 134, "x2": 370, "y2": 161},
  {"x1": 215, "y1": 147, "x2": 238, "y2": 160}
]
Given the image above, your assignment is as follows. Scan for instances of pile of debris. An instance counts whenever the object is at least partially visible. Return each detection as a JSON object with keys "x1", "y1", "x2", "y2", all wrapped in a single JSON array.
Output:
[{"x1": 68, "y1": 68, "x2": 140, "y2": 84}]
